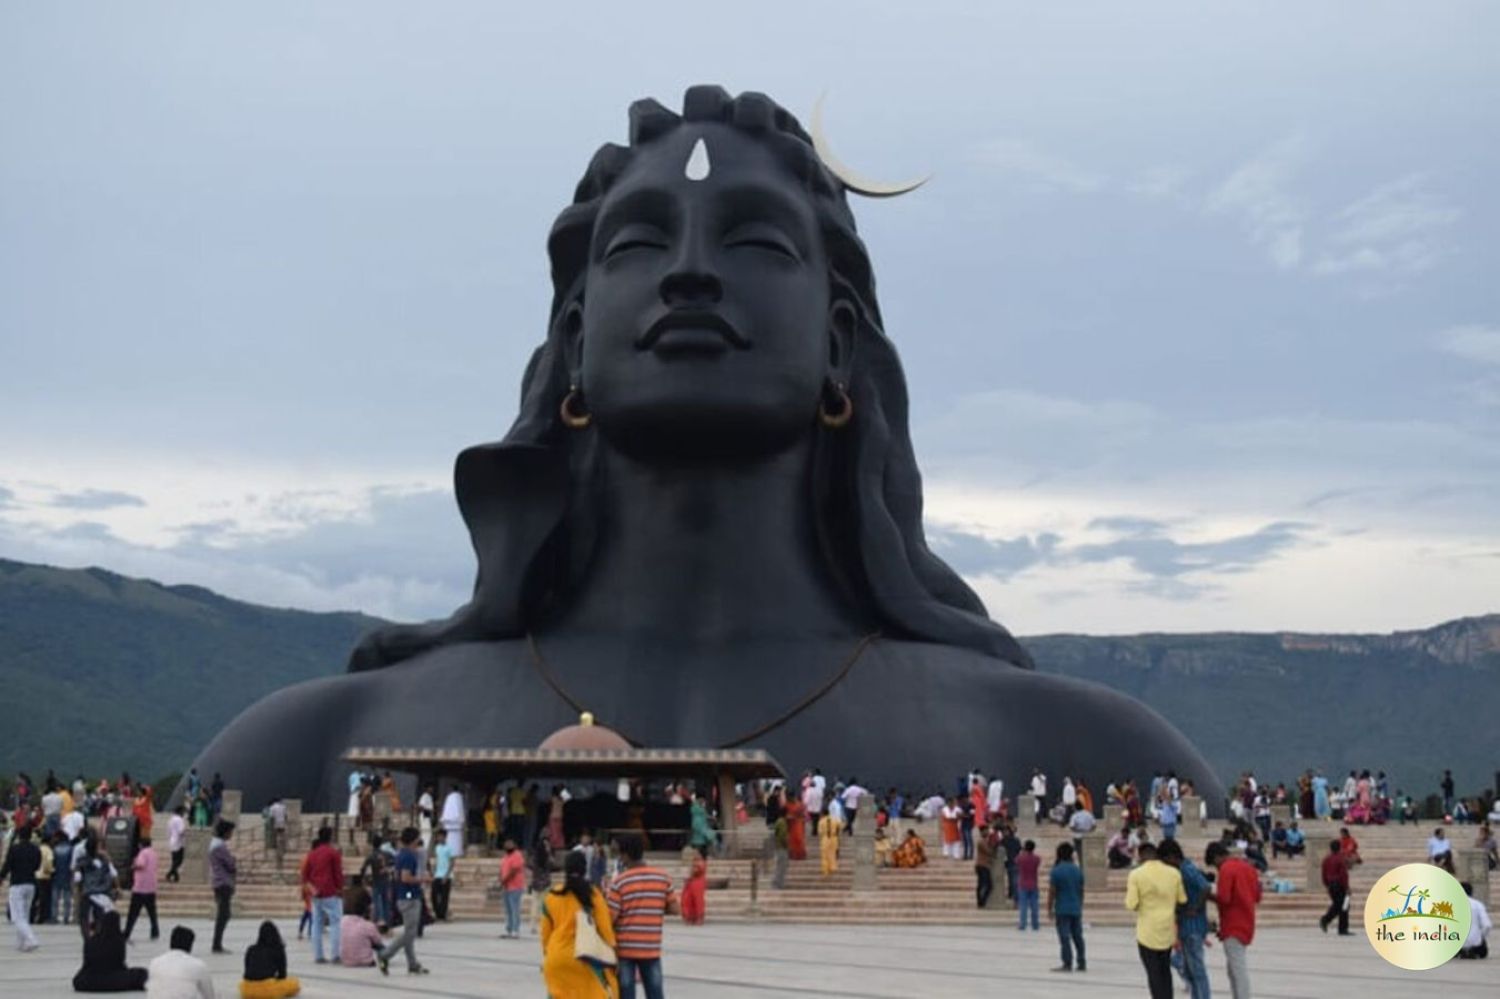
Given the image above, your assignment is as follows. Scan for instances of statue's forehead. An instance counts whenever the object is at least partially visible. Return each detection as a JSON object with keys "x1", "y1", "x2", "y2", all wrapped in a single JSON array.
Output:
[{"x1": 602, "y1": 123, "x2": 809, "y2": 207}]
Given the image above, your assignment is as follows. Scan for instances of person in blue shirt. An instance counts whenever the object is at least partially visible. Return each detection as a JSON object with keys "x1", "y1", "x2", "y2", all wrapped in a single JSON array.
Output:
[
  {"x1": 1046, "y1": 842, "x2": 1086, "y2": 972},
  {"x1": 376, "y1": 828, "x2": 429, "y2": 976},
  {"x1": 1159, "y1": 838, "x2": 1210, "y2": 999}
]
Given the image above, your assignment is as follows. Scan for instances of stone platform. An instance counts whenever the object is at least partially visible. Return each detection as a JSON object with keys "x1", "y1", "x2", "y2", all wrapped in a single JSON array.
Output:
[{"x1": 1, "y1": 918, "x2": 1494, "y2": 997}]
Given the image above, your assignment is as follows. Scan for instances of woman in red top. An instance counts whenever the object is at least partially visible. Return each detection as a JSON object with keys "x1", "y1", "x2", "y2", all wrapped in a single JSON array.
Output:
[
  {"x1": 785, "y1": 798, "x2": 807, "y2": 861},
  {"x1": 498, "y1": 839, "x2": 526, "y2": 939},
  {"x1": 679, "y1": 854, "x2": 707, "y2": 925}
]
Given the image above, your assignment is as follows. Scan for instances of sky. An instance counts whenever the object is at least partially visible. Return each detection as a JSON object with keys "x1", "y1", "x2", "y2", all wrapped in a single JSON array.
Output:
[{"x1": 2, "y1": 2, "x2": 1497, "y2": 636}]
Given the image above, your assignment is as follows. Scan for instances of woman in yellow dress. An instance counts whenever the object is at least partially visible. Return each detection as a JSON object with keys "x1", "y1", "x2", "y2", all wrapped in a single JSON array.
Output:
[
  {"x1": 817, "y1": 811, "x2": 843, "y2": 875},
  {"x1": 483, "y1": 789, "x2": 501, "y2": 850},
  {"x1": 540, "y1": 851, "x2": 619, "y2": 998}
]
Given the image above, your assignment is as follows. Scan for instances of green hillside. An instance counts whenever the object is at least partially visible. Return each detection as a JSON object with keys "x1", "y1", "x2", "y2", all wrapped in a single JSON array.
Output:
[
  {"x1": 1, "y1": 557, "x2": 1495, "y2": 800},
  {"x1": 0, "y1": 558, "x2": 381, "y2": 782}
]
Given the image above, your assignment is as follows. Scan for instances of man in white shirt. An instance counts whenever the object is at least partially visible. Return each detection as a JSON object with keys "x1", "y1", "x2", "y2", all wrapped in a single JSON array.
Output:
[
  {"x1": 1427, "y1": 829, "x2": 1452, "y2": 861},
  {"x1": 915, "y1": 794, "x2": 945, "y2": 822},
  {"x1": 803, "y1": 781, "x2": 825, "y2": 826},
  {"x1": 61, "y1": 808, "x2": 86, "y2": 843},
  {"x1": 987, "y1": 777, "x2": 1005, "y2": 818},
  {"x1": 841, "y1": 781, "x2": 868, "y2": 834},
  {"x1": 1461, "y1": 880, "x2": 1491, "y2": 959},
  {"x1": 266, "y1": 798, "x2": 287, "y2": 875},
  {"x1": 166, "y1": 807, "x2": 187, "y2": 882},
  {"x1": 441, "y1": 787, "x2": 466, "y2": 858},
  {"x1": 147, "y1": 926, "x2": 215, "y2": 999},
  {"x1": 1061, "y1": 778, "x2": 1077, "y2": 812},
  {"x1": 417, "y1": 787, "x2": 435, "y2": 849},
  {"x1": 1068, "y1": 808, "x2": 1096, "y2": 836},
  {"x1": 1030, "y1": 771, "x2": 1047, "y2": 826}
]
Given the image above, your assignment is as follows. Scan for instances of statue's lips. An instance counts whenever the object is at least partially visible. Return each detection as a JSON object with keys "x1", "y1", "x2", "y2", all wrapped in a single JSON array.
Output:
[{"x1": 638, "y1": 310, "x2": 748, "y2": 355}]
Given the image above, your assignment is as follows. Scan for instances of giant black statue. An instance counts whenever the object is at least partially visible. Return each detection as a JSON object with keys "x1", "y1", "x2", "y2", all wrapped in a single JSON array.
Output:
[{"x1": 189, "y1": 87, "x2": 1225, "y2": 810}]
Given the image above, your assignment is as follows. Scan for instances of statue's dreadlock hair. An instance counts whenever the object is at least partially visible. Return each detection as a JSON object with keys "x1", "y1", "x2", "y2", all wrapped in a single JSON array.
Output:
[{"x1": 350, "y1": 85, "x2": 1032, "y2": 673}]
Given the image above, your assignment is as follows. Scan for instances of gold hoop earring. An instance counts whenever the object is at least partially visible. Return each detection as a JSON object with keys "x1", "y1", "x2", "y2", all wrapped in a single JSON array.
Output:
[
  {"x1": 560, "y1": 386, "x2": 592, "y2": 429},
  {"x1": 819, "y1": 382, "x2": 853, "y2": 429}
]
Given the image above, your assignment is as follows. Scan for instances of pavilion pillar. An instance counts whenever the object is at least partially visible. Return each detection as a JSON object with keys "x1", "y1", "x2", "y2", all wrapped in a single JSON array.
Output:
[
  {"x1": 1078, "y1": 832, "x2": 1108, "y2": 895},
  {"x1": 1304, "y1": 828, "x2": 1334, "y2": 888},
  {"x1": 219, "y1": 789, "x2": 242, "y2": 825},
  {"x1": 716, "y1": 771, "x2": 738, "y2": 855},
  {"x1": 1180, "y1": 795, "x2": 1201, "y2": 829}
]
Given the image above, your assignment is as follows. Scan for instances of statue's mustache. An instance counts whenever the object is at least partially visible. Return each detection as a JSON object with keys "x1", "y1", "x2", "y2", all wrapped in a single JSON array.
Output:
[{"x1": 636, "y1": 308, "x2": 750, "y2": 351}]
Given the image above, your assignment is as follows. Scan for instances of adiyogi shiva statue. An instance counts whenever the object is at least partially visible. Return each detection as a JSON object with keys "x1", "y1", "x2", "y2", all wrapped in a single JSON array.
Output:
[{"x1": 186, "y1": 87, "x2": 1224, "y2": 810}]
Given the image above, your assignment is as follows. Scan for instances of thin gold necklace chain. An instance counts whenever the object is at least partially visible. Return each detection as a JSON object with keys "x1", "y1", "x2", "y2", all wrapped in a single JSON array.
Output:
[{"x1": 524, "y1": 631, "x2": 882, "y2": 749}]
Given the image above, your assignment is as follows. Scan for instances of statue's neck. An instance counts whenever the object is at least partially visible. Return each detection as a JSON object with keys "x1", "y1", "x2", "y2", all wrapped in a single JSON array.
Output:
[{"x1": 554, "y1": 438, "x2": 866, "y2": 643}]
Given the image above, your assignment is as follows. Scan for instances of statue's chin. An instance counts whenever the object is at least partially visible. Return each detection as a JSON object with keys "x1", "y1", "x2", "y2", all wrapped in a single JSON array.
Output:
[{"x1": 594, "y1": 403, "x2": 815, "y2": 462}]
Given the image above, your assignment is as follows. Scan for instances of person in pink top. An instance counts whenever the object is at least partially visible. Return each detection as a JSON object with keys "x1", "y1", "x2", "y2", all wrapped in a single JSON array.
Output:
[
  {"x1": 498, "y1": 838, "x2": 527, "y2": 939},
  {"x1": 122, "y1": 836, "x2": 159, "y2": 941},
  {"x1": 339, "y1": 896, "x2": 388, "y2": 967}
]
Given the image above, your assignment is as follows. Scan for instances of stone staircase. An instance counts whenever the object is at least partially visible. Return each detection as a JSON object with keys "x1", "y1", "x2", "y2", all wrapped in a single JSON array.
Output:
[{"x1": 133, "y1": 806, "x2": 1494, "y2": 929}]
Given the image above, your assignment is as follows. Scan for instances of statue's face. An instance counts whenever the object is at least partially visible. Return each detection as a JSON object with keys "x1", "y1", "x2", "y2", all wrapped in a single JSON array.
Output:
[{"x1": 578, "y1": 124, "x2": 837, "y2": 458}]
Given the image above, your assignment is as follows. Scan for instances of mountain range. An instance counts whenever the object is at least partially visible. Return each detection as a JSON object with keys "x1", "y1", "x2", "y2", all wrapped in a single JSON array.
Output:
[{"x1": 1, "y1": 556, "x2": 1495, "y2": 800}]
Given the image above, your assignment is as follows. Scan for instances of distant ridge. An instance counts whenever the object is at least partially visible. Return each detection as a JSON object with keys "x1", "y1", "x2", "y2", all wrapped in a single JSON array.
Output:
[{"x1": 2, "y1": 557, "x2": 1495, "y2": 797}]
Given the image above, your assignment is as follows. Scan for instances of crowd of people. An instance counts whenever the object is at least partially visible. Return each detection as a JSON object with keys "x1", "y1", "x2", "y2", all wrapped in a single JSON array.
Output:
[{"x1": 5, "y1": 761, "x2": 1496, "y2": 996}]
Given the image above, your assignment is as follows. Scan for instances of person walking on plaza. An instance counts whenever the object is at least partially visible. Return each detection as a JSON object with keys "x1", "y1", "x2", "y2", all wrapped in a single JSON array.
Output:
[
  {"x1": 1207, "y1": 841, "x2": 1261, "y2": 999},
  {"x1": 1015, "y1": 839, "x2": 1041, "y2": 930},
  {"x1": 499, "y1": 838, "x2": 526, "y2": 939},
  {"x1": 123, "y1": 835, "x2": 161, "y2": 942},
  {"x1": 1047, "y1": 842, "x2": 1086, "y2": 973},
  {"x1": 607, "y1": 835, "x2": 673, "y2": 999},
  {"x1": 376, "y1": 827, "x2": 429, "y2": 976},
  {"x1": 1, "y1": 823, "x2": 42, "y2": 952},
  {"x1": 166, "y1": 806, "x2": 187, "y2": 883},
  {"x1": 209, "y1": 819, "x2": 238, "y2": 954},
  {"x1": 1125, "y1": 842, "x2": 1186, "y2": 999},
  {"x1": 1158, "y1": 839, "x2": 1210, "y2": 999},
  {"x1": 680, "y1": 850, "x2": 707, "y2": 925},
  {"x1": 541, "y1": 850, "x2": 618, "y2": 998},
  {"x1": 51, "y1": 829, "x2": 75, "y2": 925},
  {"x1": 1318, "y1": 839, "x2": 1351, "y2": 935},
  {"x1": 266, "y1": 798, "x2": 288, "y2": 879},
  {"x1": 300, "y1": 826, "x2": 344, "y2": 964}
]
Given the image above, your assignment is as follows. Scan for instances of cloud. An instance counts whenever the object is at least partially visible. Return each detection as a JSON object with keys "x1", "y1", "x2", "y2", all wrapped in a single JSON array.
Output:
[
  {"x1": 1312, "y1": 175, "x2": 1459, "y2": 275},
  {"x1": 50, "y1": 489, "x2": 147, "y2": 510},
  {"x1": 0, "y1": 485, "x2": 472, "y2": 621},
  {"x1": 1440, "y1": 325, "x2": 1500, "y2": 366},
  {"x1": 1205, "y1": 135, "x2": 1308, "y2": 269},
  {"x1": 1070, "y1": 520, "x2": 1311, "y2": 578},
  {"x1": 0, "y1": 486, "x2": 14, "y2": 510},
  {"x1": 926, "y1": 519, "x2": 1315, "y2": 599},
  {"x1": 973, "y1": 138, "x2": 1107, "y2": 194}
]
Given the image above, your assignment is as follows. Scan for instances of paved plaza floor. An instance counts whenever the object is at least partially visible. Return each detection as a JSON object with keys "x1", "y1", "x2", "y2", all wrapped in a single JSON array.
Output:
[{"x1": 2, "y1": 918, "x2": 1493, "y2": 997}]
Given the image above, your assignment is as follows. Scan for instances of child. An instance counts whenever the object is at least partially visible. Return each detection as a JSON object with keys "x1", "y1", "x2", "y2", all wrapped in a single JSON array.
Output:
[{"x1": 296, "y1": 881, "x2": 312, "y2": 940}]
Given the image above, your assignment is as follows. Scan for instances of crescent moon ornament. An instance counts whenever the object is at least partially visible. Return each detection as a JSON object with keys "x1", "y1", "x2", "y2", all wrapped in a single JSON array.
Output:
[{"x1": 809, "y1": 93, "x2": 930, "y2": 198}]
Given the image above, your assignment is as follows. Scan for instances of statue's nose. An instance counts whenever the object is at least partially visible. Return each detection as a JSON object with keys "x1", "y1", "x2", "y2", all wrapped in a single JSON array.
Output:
[
  {"x1": 659, "y1": 223, "x2": 722, "y2": 306},
  {"x1": 659, "y1": 268, "x2": 722, "y2": 306}
]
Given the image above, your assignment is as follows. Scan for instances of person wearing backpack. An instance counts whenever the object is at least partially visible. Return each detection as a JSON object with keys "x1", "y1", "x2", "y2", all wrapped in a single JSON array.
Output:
[{"x1": 76, "y1": 832, "x2": 118, "y2": 940}]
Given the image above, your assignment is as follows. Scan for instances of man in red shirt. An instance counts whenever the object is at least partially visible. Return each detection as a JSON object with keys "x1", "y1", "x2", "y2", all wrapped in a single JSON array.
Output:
[
  {"x1": 1207, "y1": 842, "x2": 1261, "y2": 999},
  {"x1": 1319, "y1": 839, "x2": 1352, "y2": 935},
  {"x1": 299, "y1": 826, "x2": 345, "y2": 964}
]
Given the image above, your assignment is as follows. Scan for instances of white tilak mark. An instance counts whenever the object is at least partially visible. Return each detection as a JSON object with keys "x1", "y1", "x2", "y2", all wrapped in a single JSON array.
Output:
[{"x1": 685, "y1": 137, "x2": 710, "y2": 181}]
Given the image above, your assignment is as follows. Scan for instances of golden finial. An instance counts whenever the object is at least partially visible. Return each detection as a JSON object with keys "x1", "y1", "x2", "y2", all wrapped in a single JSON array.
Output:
[{"x1": 580, "y1": 711, "x2": 595, "y2": 727}]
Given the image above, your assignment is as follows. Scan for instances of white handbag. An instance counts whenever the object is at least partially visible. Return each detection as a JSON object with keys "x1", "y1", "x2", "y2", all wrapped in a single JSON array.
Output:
[{"x1": 574, "y1": 907, "x2": 617, "y2": 967}]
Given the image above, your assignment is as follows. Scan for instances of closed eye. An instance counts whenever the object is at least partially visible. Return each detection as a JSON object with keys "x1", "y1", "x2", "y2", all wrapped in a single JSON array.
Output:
[
  {"x1": 724, "y1": 223, "x2": 800, "y2": 261},
  {"x1": 604, "y1": 225, "x2": 669, "y2": 260}
]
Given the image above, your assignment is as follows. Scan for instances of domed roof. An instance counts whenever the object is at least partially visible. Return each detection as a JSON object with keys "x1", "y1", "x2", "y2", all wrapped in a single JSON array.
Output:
[{"x1": 539, "y1": 712, "x2": 632, "y2": 751}]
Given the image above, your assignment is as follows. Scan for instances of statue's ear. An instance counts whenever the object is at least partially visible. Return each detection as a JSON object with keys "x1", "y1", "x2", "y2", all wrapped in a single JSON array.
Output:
[
  {"x1": 828, "y1": 297, "x2": 858, "y2": 382},
  {"x1": 561, "y1": 300, "x2": 586, "y2": 380}
]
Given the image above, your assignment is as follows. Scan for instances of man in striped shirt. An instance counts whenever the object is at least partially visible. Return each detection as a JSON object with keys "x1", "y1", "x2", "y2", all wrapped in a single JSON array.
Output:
[{"x1": 606, "y1": 835, "x2": 675, "y2": 999}]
